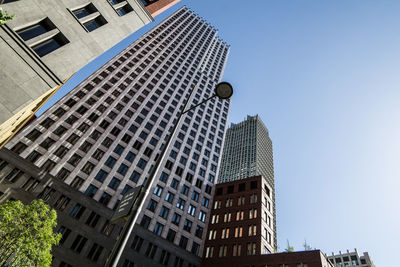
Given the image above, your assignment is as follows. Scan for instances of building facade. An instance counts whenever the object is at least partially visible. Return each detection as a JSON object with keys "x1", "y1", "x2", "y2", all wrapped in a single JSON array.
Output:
[
  {"x1": 203, "y1": 249, "x2": 333, "y2": 267},
  {"x1": 2, "y1": 6, "x2": 230, "y2": 266},
  {"x1": 217, "y1": 115, "x2": 277, "y2": 249},
  {"x1": 0, "y1": 0, "x2": 156, "y2": 124},
  {"x1": 202, "y1": 176, "x2": 275, "y2": 264},
  {"x1": 327, "y1": 249, "x2": 375, "y2": 267},
  {"x1": 140, "y1": 0, "x2": 181, "y2": 17}
]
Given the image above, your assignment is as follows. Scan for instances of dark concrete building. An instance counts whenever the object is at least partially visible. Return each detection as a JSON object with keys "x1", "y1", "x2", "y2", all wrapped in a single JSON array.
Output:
[{"x1": 2, "y1": 6, "x2": 230, "y2": 267}]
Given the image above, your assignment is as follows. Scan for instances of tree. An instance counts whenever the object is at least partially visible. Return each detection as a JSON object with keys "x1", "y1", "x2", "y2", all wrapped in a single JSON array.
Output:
[
  {"x1": 284, "y1": 239, "x2": 294, "y2": 252},
  {"x1": 0, "y1": 199, "x2": 61, "y2": 266},
  {"x1": 0, "y1": 8, "x2": 14, "y2": 26},
  {"x1": 303, "y1": 240, "x2": 314, "y2": 251}
]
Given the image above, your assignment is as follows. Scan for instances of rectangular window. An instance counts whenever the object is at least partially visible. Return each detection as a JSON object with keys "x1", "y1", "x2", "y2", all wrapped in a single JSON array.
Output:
[
  {"x1": 131, "y1": 235, "x2": 144, "y2": 251},
  {"x1": 71, "y1": 3, "x2": 107, "y2": 32},
  {"x1": 16, "y1": 18, "x2": 69, "y2": 57}
]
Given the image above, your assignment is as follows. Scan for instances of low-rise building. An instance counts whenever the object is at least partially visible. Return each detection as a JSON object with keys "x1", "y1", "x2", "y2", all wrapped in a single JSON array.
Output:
[{"x1": 327, "y1": 249, "x2": 375, "y2": 267}]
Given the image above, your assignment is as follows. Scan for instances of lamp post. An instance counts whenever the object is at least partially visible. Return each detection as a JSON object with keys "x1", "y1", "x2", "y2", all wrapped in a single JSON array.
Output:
[
  {"x1": 104, "y1": 82, "x2": 233, "y2": 267},
  {"x1": 105, "y1": 82, "x2": 233, "y2": 267}
]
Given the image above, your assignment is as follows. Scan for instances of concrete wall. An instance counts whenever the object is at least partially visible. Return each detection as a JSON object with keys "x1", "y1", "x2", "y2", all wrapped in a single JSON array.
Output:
[{"x1": 0, "y1": 0, "x2": 153, "y2": 124}]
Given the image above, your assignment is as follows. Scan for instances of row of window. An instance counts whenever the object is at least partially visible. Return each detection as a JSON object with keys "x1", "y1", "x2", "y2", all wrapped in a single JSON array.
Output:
[
  {"x1": 15, "y1": 2, "x2": 133, "y2": 57},
  {"x1": 213, "y1": 194, "x2": 258, "y2": 209},
  {"x1": 208, "y1": 224, "x2": 257, "y2": 240},
  {"x1": 204, "y1": 242, "x2": 257, "y2": 258}
]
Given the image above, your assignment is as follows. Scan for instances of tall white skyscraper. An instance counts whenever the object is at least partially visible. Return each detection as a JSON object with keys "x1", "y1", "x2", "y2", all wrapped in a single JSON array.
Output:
[
  {"x1": 2, "y1": 6, "x2": 230, "y2": 266},
  {"x1": 217, "y1": 115, "x2": 277, "y2": 250}
]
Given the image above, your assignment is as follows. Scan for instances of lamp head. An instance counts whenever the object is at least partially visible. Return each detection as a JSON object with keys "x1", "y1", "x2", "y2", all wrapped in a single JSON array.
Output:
[{"x1": 215, "y1": 82, "x2": 233, "y2": 99}]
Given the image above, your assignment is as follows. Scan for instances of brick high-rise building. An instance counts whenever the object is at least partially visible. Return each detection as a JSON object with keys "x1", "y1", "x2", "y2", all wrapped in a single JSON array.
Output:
[
  {"x1": 140, "y1": 0, "x2": 182, "y2": 17},
  {"x1": 217, "y1": 115, "x2": 277, "y2": 250},
  {"x1": 2, "y1": 6, "x2": 230, "y2": 266},
  {"x1": 202, "y1": 175, "x2": 275, "y2": 264}
]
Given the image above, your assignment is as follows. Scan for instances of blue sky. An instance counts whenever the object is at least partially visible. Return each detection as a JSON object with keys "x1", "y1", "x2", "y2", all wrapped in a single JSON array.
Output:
[{"x1": 39, "y1": 1, "x2": 400, "y2": 265}]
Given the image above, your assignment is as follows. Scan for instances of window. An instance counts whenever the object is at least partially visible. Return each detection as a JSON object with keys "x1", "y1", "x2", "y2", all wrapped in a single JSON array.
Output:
[
  {"x1": 159, "y1": 249, "x2": 170, "y2": 266},
  {"x1": 70, "y1": 204, "x2": 86, "y2": 219},
  {"x1": 125, "y1": 151, "x2": 136, "y2": 162},
  {"x1": 114, "y1": 144, "x2": 124, "y2": 155},
  {"x1": 192, "y1": 191, "x2": 200, "y2": 202},
  {"x1": 137, "y1": 158, "x2": 147, "y2": 169},
  {"x1": 181, "y1": 185, "x2": 189, "y2": 196},
  {"x1": 198, "y1": 210, "x2": 206, "y2": 222},
  {"x1": 234, "y1": 226, "x2": 243, "y2": 238},
  {"x1": 95, "y1": 169, "x2": 108, "y2": 182},
  {"x1": 248, "y1": 224, "x2": 257, "y2": 236},
  {"x1": 105, "y1": 156, "x2": 117, "y2": 168},
  {"x1": 250, "y1": 194, "x2": 258, "y2": 204},
  {"x1": 159, "y1": 206, "x2": 169, "y2": 219},
  {"x1": 211, "y1": 214, "x2": 219, "y2": 224},
  {"x1": 202, "y1": 197, "x2": 209, "y2": 208},
  {"x1": 117, "y1": 164, "x2": 129, "y2": 175},
  {"x1": 140, "y1": 215, "x2": 151, "y2": 229},
  {"x1": 85, "y1": 211, "x2": 100, "y2": 228},
  {"x1": 249, "y1": 208, "x2": 257, "y2": 219},
  {"x1": 165, "y1": 191, "x2": 174, "y2": 203},
  {"x1": 187, "y1": 204, "x2": 196, "y2": 216},
  {"x1": 147, "y1": 199, "x2": 157, "y2": 212},
  {"x1": 218, "y1": 245, "x2": 227, "y2": 257},
  {"x1": 176, "y1": 198, "x2": 185, "y2": 210},
  {"x1": 58, "y1": 226, "x2": 71, "y2": 244},
  {"x1": 166, "y1": 229, "x2": 176, "y2": 242},
  {"x1": 205, "y1": 247, "x2": 214, "y2": 258},
  {"x1": 153, "y1": 185, "x2": 163, "y2": 197},
  {"x1": 70, "y1": 234, "x2": 88, "y2": 253},
  {"x1": 183, "y1": 219, "x2": 193, "y2": 233},
  {"x1": 87, "y1": 243, "x2": 103, "y2": 262},
  {"x1": 26, "y1": 151, "x2": 41, "y2": 163},
  {"x1": 131, "y1": 235, "x2": 144, "y2": 251},
  {"x1": 247, "y1": 243, "x2": 256, "y2": 255},
  {"x1": 153, "y1": 223, "x2": 164, "y2": 236},
  {"x1": 191, "y1": 242, "x2": 200, "y2": 256},
  {"x1": 71, "y1": 3, "x2": 107, "y2": 32},
  {"x1": 195, "y1": 225, "x2": 203, "y2": 238},
  {"x1": 84, "y1": 184, "x2": 98, "y2": 198},
  {"x1": 54, "y1": 195, "x2": 70, "y2": 211},
  {"x1": 221, "y1": 228, "x2": 230, "y2": 239},
  {"x1": 99, "y1": 192, "x2": 111, "y2": 206},
  {"x1": 130, "y1": 171, "x2": 140, "y2": 183},
  {"x1": 108, "y1": 177, "x2": 121, "y2": 190},
  {"x1": 233, "y1": 244, "x2": 242, "y2": 256},
  {"x1": 70, "y1": 177, "x2": 84, "y2": 190},
  {"x1": 178, "y1": 236, "x2": 188, "y2": 249},
  {"x1": 16, "y1": 18, "x2": 69, "y2": 57},
  {"x1": 145, "y1": 242, "x2": 158, "y2": 259},
  {"x1": 170, "y1": 179, "x2": 179, "y2": 189}
]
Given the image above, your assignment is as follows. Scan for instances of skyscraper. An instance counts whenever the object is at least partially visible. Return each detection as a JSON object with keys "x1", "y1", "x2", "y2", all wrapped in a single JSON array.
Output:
[
  {"x1": 217, "y1": 115, "x2": 277, "y2": 249},
  {"x1": 2, "y1": 6, "x2": 230, "y2": 266}
]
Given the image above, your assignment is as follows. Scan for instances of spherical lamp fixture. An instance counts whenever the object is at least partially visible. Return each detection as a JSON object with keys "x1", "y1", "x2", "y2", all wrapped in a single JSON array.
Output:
[{"x1": 215, "y1": 82, "x2": 233, "y2": 99}]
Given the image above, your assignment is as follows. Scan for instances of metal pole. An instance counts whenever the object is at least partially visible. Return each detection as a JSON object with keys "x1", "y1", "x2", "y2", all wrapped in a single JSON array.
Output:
[{"x1": 104, "y1": 84, "x2": 217, "y2": 267}]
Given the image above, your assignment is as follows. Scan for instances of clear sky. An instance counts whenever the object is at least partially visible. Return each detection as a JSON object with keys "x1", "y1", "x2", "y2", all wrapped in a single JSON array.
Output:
[{"x1": 39, "y1": 1, "x2": 400, "y2": 265}]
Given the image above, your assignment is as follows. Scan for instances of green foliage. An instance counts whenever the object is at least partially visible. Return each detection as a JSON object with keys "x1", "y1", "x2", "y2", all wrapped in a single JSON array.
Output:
[
  {"x1": 0, "y1": 199, "x2": 61, "y2": 266},
  {"x1": 284, "y1": 239, "x2": 295, "y2": 252},
  {"x1": 303, "y1": 240, "x2": 314, "y2": 251},
  {"x1": 0, "y1": 7, "x2": 14, "y2": 26}
]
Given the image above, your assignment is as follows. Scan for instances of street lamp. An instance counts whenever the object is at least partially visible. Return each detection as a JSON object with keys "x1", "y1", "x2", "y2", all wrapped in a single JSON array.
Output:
[{"x1": 105, "y1": 82, "x2": 233, "y2": 267}]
